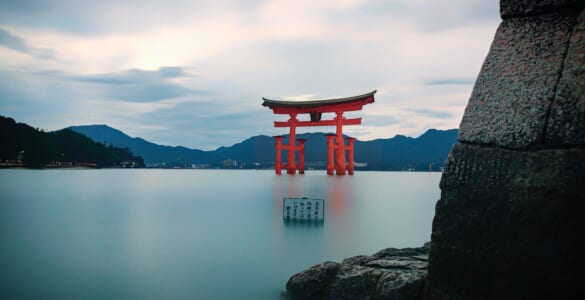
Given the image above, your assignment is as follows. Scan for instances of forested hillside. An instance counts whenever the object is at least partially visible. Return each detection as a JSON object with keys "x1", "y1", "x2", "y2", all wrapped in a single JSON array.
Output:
[{"x1": 0, "y1": 115, "x2": 144, "y2": 168}]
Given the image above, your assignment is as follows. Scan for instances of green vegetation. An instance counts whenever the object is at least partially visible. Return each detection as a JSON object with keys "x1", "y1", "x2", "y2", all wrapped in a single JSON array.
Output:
[{"x1": 0, "y1": 115, "x2": 145, "y2": 168}]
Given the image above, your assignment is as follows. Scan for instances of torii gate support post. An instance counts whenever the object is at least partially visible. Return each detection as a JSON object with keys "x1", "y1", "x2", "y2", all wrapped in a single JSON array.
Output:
[
  {"x1": 297, "y1": 139, "x2": 306, "y2": 174},
  {"x1": 325, "y1": 134, "x2": 336, "y2": 175},
  {"x1": 286, "y1": 114, "x2": 298, "y2": 174},
  {"x1": 273, "y1": 135, "x2": 284, "y2": 175},
  {"x1": 346, "y1": 137, "x2": 356, "y2": 175},
  {"x1": 335, "y1": 111, "x2": 347, "y2": 175}
]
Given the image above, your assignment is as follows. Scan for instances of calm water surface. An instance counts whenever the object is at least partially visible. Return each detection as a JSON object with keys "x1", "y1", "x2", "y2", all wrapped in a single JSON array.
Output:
[{"x1": 0, "y1": 169, "x2": 440, "y2": 299}]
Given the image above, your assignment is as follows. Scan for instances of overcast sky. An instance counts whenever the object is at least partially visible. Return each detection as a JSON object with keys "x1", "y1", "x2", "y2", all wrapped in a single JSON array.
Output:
[{"x1": 0, "y1": 0, "x2": 500, "y2": 150}]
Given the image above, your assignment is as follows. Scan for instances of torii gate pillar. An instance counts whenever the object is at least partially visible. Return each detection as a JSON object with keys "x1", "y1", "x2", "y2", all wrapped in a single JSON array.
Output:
[
  {"x1": 273, "y1": 135, "x2": 284, "y2": 175},
  {"x1": 325, "y1": 134, "x2": 336, "y2": 175},
  {"x1": 335, "y1": 111, "x2": 347, "y2": 175},
  {"x1": 297, "y1": 138, "x2": 306, "y2": 174},
  {"x1": 286, "y1": 114, "x2": 298, "y2": 174},
  {"x1": 346, "y1": 137, "x2": 356, "y2": 175}
]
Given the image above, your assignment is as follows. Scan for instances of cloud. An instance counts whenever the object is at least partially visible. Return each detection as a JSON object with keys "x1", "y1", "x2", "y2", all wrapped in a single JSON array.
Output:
[
  {"x1": 0, "y1": 0, "x2": 501, "y2": 149},
  {"x1": 0, "y1": 0, "x2": 265, "y2": 35},
  {"x1": 68, "y1": 67, "x2": 206, "y2": 102},
  {"x1": 69, "y1": 67, "x2": 193, "y2": 85},
  {"x1": 423, "y1": 78, "x2": 476, "y2": 86},
  {"x1": 158, "y1": 66, "x2": 187, "y2": 78},
  {"x1": 0, "y1": 0, "x2": 53, "y2": 14},
  {"x1": 130, "y1": 99, "x2": 277, "y2": 150},
  {"x1": 360, "y1": 115, "x2": 403, "y2": 127},
  {"x1": 358, "y1": 0, "x2": 499, "y2": 31},
  {"x1": 32, "y1": 67, "x2": 210, "y2": 102},
  {"x1": 0, "y1": 28, "x2": 55, "y2": 59},
  {"x1": 407, "y1": 108, "x2": 456, "y2": 119}
]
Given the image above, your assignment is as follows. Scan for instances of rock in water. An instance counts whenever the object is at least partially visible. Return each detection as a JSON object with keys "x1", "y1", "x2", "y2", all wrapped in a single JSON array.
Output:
[
  {"x1": 285, "y1": 261, "x2": 340, "y2": 299},
  {"x1": 284, "y1": 244, "x2": 428, "y2": 300}
]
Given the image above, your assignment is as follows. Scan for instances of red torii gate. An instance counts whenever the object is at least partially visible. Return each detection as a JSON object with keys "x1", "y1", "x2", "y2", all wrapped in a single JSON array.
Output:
[{"x1": 262, "y1": 90, "x2": 375, "y2": 175}]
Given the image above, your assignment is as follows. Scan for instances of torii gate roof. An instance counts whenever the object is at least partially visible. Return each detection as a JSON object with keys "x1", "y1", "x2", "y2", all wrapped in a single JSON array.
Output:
[{"x1": 262, "y1": 90, "x2": 376, "y2": 114}]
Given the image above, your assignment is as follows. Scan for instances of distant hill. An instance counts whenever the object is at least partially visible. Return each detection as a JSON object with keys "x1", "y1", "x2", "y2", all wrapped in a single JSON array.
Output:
[
  {"x1": 0, "y1": 116, "x2": 144, "y2": 168},
  {"x1": 69, "y1": 125, "x2": 457, "y2": 171},
  {"x1": 69, "y1": 124, "x2": 207, "y2": 167},
  {"x1": 354, "y1": 129, "x2": 459, "y2": 170}
]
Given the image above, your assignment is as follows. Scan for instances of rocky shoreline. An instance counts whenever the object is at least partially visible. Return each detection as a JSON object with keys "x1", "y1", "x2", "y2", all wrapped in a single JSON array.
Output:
[{"x1": 283, "y1": 243, "x2": 429, "y2": 300}]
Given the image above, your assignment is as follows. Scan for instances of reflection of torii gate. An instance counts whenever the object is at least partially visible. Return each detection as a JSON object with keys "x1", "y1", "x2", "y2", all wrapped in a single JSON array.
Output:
[{"x1": 262, "y1": 90, "x2": 376, "y2": 175}]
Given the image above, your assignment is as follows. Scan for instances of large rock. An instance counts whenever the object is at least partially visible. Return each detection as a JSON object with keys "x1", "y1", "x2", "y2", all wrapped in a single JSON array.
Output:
[
  {"x1": 375, "y1": 270, "x2": 426, "y2": 300},
  {"x1": 430, "y1": 1, "x2": 585, "y2": 298},
  {"x1": 429, "y1": 143, "x2": 585, "y2": 299},
  {"x1": 433, "y1": 2, "x2": 585, "y2": 297},
  {"x1": 327, "y1": 264, "x2": 383, "y2": 300},
  {"x1": 458, "y1": 14, "x2": 577, "y2": 149},
  {"x1": 285, "y1": 244, "x2": 429, "y2": 300},
  {"x1": 545, "y1": 9, "x2": 585, "y2": 146},
  {"x1": 500, "y1": 0, "x2": 585, "y2": 19},
  {"x1": 285, "y1": 261, "x2": 340, "y2": 299}
]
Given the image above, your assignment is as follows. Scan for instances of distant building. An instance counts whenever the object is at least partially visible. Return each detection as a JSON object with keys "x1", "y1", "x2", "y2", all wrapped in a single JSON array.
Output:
[
  {"x1": 222, "y1": 159, "x2": 238, "y2": 168},
  {"x1": 120, "y1": 161, "x2": 138, "y2": 168}
]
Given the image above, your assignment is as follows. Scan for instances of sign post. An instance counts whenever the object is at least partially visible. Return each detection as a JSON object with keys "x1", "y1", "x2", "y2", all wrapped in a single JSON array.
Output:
[{"x1": 283, "y1": 197, "x2": 325, "y2": 221}]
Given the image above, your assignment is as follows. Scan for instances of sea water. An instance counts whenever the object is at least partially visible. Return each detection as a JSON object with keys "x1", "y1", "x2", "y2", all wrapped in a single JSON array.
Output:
[{"x1": 0, "y1": 169, "x2": 440, "y2": 299}]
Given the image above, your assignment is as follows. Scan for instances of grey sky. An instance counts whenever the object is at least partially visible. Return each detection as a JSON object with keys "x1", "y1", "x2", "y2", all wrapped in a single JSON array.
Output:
[{"x1": 0, "y1": 0, "x2": 500, "y2": 150}]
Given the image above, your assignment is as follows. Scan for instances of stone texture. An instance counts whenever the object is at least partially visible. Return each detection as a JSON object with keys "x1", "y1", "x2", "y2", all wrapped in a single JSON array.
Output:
[
  {"x1": 545, "y1": 9, "x2": 585, "y2": 146},
  {"x1": 285, "y1": 261, "x2": 340, "y2": 299},
  {"x1": 341, "y1": 255, "x2": 372, "y2": 266},
  {"x1": 285, "y1": 245, "x2": 428, "y2": 300},
  {"x1": 327, "y1": 265, "x2": 383, "y2": 300},
  {"x1": 371, "y1": 245, "x2": 428, "y2": 259},
  {"x1": 429, "y1": 143, "x2": 585, "y2": 299},
  {"x1": 458, "y1": 14, "x2": 577, "y2": 149},
  {"x1": 430, "y1": 3, "x2": 585, "y2": 299},
  {"x1": 500, "y1": 0, "x2": 585, "y2": 19},
  {"x1": 376, "y1": 271, "x2": 427, "y2": 300}
]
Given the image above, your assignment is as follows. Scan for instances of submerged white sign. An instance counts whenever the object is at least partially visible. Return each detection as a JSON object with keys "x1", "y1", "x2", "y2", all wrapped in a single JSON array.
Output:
[{"x1": 283, "y1": 197, "x2": 324, "y2": 221}]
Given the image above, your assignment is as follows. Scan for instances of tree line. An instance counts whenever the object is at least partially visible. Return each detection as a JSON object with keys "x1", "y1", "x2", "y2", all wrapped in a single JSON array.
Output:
[{"x1": 0, "y1": 115, "x2": 145, "y2": 168}]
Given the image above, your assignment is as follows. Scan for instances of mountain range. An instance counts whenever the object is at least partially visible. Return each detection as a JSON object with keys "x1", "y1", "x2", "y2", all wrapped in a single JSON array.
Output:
[{"x1": 69, "y1": 125, "x2": 458, "y2": 171}]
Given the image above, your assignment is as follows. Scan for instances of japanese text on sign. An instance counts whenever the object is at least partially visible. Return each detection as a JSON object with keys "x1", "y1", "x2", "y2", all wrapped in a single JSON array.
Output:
[{"x1": 283, "y1": 197, "x2": 324, "y2": 221}]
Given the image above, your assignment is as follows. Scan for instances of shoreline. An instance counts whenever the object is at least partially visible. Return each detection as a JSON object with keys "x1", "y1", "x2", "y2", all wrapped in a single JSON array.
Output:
[{"x1": 0, "y1": 166, "x2": 444, "y2": 172}]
